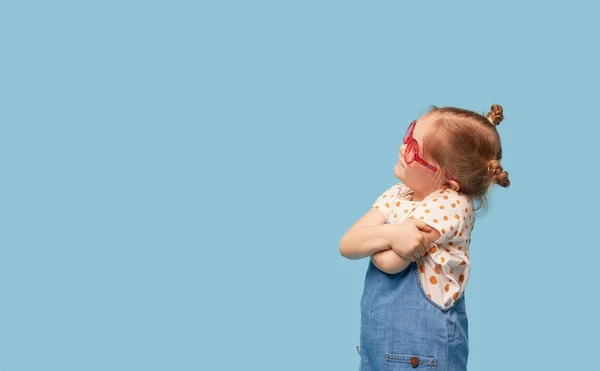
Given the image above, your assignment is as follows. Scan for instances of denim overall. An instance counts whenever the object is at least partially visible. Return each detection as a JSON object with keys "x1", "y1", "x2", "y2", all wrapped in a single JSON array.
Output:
[{"x1": 357, "y1": 260, "x2": 469, "y2": 371}]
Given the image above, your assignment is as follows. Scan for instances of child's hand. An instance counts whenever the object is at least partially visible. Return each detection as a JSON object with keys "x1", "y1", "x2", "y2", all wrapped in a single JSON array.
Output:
[{"x1": 387, "y1": 219, "x2": 432, "y2": 262}]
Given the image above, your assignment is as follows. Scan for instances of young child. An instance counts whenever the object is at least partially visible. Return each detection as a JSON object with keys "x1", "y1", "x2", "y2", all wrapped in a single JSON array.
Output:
[{"x1": 340, "y1": 104, "x2": 510, "y2": 371}]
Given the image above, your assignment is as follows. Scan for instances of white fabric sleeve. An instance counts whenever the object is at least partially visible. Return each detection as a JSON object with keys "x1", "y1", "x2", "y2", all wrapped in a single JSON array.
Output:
[
  {"x1": 407, "y1": 191, "x2": 471, "y2": 245},
  {"x1": 371, "y1": 183, "x2": 404, "y2": 220}
]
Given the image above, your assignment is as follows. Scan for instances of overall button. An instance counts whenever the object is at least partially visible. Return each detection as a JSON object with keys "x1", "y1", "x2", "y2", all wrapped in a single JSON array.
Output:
[{"x1": 410, "y1": 356, "x2": 419, "y2": 368}]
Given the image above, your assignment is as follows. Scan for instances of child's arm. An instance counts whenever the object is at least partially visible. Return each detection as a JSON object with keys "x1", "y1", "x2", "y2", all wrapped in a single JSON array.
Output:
[
  {"x1": 341, "y1": 183, "x2": 409, "y2": 260},
  {"x1": 340, "y1": 208, "x2": 396, "y2": 259},
  {"x1": 371, "y1": 219, "x2": 442, "y2": 274},
  {"x1": 371, "y1": 248, "x2": 412, "y2": 274}
]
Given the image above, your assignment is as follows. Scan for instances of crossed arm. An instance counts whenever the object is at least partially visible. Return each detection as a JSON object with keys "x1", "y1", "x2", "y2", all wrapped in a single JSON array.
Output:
[
  {"x1": 340, "y1": 208, "x2": 441, "y2": 275},
  {"x1": 371, "y1": 248, "x2": 413, "y2": 274},
  {"x1": 371, "y1": 224, "x2": 441, "y2": 274}
]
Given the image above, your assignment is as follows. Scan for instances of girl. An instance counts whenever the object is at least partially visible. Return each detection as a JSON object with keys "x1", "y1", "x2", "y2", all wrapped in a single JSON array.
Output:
[{"x1": 340, "y1": 104, "x2": 510, "y2": 371}]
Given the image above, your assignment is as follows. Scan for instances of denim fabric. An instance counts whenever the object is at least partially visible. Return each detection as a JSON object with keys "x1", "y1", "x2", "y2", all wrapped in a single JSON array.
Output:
[{"x1": 357, "y1": 260, "x2": 469, "y2": 371}]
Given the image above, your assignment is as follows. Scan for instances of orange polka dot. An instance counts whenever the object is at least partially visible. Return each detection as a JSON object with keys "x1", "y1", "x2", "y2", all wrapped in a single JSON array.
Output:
[
  {"x1": 463, "y1": 216, "x2": 466, "y2": 221},
  {"x1": 441, "y1": 228, "x2": 446, "y2": 234},
  {"x1": 456, "y1": 200, "x2": 461, "y2": 204},
  {"x1": 375, "y1": 206, "x2": 380, "y2": 209},
  {"x1": 465, "y1": 208, "x2": 469, "y2": 213},
  {"x1": 459, "y1": 274, "x2": 465, "y2": 283},
  {"x1": 464, "y1": 251, "x2": 469, "y2": 257},
  {"x1": 454, "y1": 231, "x2": 458, "y2": 236},
  {"x1": 453, "y1": 292, "x2": 459, "y2": 300},
  {"x1": 460, "y1": 260, "x2": 466, "y2": 266},
  {"x1": 432, "y1": 198, "x2": 438, "y2": 202},
  {"x1": 451, "y1": 203, "x2": 456, "y2": 208},
  {"x1": 430, "y1": 276, "x2": 438, "y2": 285},
  {"x1": 445, "y1": 248, "x2": 450, "y2": 253},
  {"x1": 419, "y1": 264, "x2": 425, "y2": 273},
  {"x1": 425, "y1": 209, "x2": 431, "y2": 213},
  {"x1": 424, "y1": 252, "x2": 429, "y2": 257},
  {"x1": 385, "y1": 203, "x2": 390, "y2": 208},
  {"x1": 404, "y1": 209, "x2": 409, "y2": 213},
  {"x1": 396, "y1": 202, "x2": 400, "y2": 206},
  {"x1": 441, "y1": 257, "x2": 446, "y2": 263},
  {"x1": 427, "y1": 294, "x2": 432, "y2": 299},
  {"x1": 455, "y1": 214, "x2": 460, "y2": 219},
  {"x1": 394, "y1": 214, "x2": 398, "y2": 218},
  {"x1": 445, "y1": 284, "x2": 450, "y2": 292},
  {"x1": 420, "y1": 216, "x2": 424, "y2": 220},
  {"x1": 458, "y1": 245, "x2": 463, "y2": 250},
  {"x1": 450, "y1": 226, "x2": 454, "y2": 230},
  {"x1": 443, "y1": 216, "x2": 448, "y2": 221},
  {"x1": 449, "y1": 242, "x2": 454, "y2": 246},
  {"x1": 423, "y1": 203, "x2": 428, "y2": 207},
  {"x1": 466, "y1": 225, "x2": 469, "y2": 229},
  {"x1": 433, "y1": 219, "x2": 439, "y2": 223},
  {"x1": 383, "y1": 195, "x2": 387, "y2": 198},
  {"x1": 434, "y1": 265, "x2": 441, "y2": 274},
  {"x1": 444, "y1": 196, "x2": 449, "y2": 200},
  {"x1": 429, "y1": 245, "x2": 437, "y2": 254},
  {"x1": 439, "y1": 205, "x2": 445, "y2": 209},
  {"x1": 459, "y1": 233, "x2": 463, "y2": 237},
  {"x1": 450, "y1": 269, "x2": 454, "y2": 274}
]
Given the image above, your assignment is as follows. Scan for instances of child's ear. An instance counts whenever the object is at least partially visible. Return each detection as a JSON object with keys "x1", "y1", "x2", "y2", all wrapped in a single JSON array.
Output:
[{"x1": 444, "y1": 180, "x2": 461, "y2": 192}]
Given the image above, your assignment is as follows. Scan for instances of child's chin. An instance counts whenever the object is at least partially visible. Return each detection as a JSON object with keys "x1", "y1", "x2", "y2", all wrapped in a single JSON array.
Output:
[
  {"x1": 394, "y1": 163, "x2": 403, "y2": 176},
  {"x1": 394, "y1": 170, "x2": 403, "y2": 181}
]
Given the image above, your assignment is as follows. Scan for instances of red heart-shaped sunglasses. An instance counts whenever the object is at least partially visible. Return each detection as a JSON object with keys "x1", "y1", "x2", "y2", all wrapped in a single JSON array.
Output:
[{"x1": 403, "y1": 120, "x2": 456, "y2": 181}]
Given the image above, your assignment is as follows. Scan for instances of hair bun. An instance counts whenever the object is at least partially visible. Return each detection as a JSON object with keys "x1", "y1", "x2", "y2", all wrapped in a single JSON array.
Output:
[
  {"x1": 486, "y1": 104, "x2": 504, "y2": 127},
  {"x1": 487, "y1": 159, "x2": 510, "y2": 188}
]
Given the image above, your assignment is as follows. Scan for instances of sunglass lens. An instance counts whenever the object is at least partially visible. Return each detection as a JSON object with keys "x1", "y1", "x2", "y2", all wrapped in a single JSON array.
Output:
[
  {"x1": 405, "y1": 140, "x2": 415, "y2": 164},
  {"x1": 403, "y1": 122, "x2": 413, "y2": 144}
]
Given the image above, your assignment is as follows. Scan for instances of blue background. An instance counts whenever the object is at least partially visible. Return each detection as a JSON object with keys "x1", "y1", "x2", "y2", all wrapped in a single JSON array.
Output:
[{"x1": 1, "y1": 1, "x2": 598, "y2": 370}]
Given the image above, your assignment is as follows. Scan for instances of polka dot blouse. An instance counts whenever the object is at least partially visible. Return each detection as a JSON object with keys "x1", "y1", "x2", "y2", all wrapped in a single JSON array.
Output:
[{"x1": 372, "y1": 182, "x2": 474, "y2": 309}]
